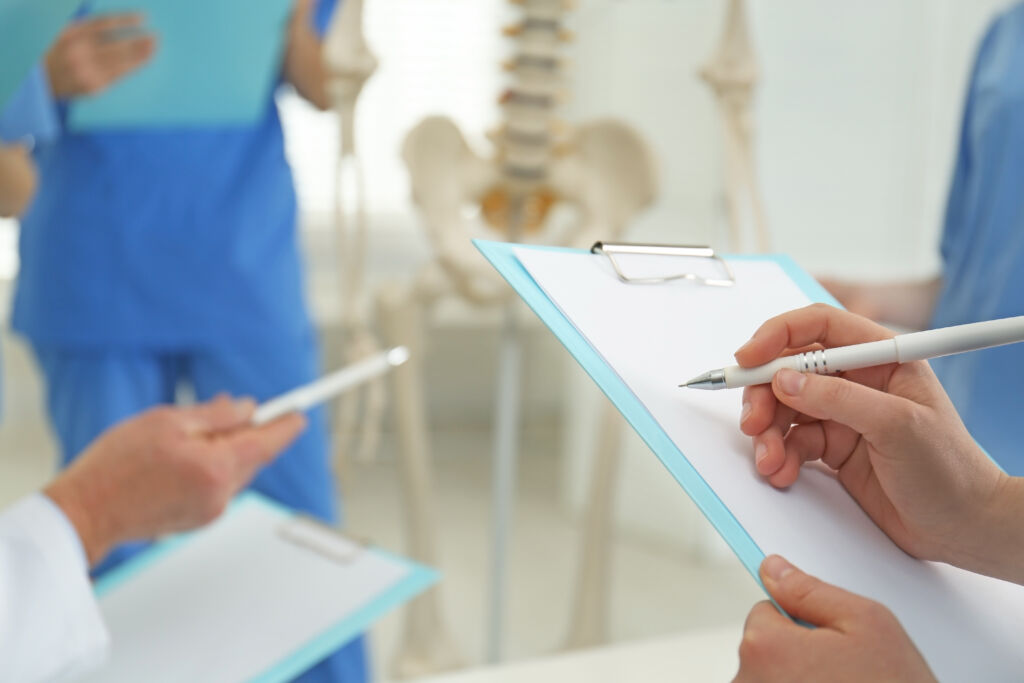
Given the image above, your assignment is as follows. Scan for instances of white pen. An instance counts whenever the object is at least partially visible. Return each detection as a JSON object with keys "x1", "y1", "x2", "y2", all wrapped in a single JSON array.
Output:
[
  {"x1": 682, "y1": 316, "x2": 1024, "y2": 390},
  {"x1": 252, "y1": 347, "x2": 410, "y2": 425}
]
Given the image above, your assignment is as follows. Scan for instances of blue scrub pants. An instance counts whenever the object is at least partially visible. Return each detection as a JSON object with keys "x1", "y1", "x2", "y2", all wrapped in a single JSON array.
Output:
[{"x1": 31, "y1": 336, "x2": 368, "y2": 683}]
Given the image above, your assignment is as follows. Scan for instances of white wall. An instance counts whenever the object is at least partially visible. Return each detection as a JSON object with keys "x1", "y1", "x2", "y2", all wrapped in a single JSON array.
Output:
[{"x1": 754, "y1": 0, "x2": 1010, "y2": 279}]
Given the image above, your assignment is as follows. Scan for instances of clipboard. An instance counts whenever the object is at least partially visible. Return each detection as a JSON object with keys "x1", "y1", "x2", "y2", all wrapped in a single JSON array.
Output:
[
  {"x1": 0, "y1": 0, "x2": 80, "y2": 108},
  {"x1": 475, "y1": 239, "x2": 1024, "y2": 681},
  {"x1": 81, "y1": 492, "x2": 437, "y2": 683},
  {"x1": 67, "y1": 0, "x2": 293, "y2": 130}
]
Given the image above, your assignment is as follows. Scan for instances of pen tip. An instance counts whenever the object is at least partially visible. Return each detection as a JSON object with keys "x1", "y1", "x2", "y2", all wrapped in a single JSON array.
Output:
[{"x1": 680, "y1": 371, "x2": 719, "y2": 390}]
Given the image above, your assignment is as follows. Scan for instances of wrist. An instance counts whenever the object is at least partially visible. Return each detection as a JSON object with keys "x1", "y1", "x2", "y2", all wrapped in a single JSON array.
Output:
[
  {"x1": 950, "y1": 474, "x2": 1024, "y2": 585},
  {"x1": 44, "y1": 471, "x2": 116, "y2": 568}
]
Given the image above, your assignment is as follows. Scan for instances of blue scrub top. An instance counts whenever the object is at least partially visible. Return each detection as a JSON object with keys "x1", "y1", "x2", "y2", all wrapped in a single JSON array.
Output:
[
  {"x1": 13, "y1": 2, "x2": 336, "y2": 351},
  {"x1": 929, "y1": 3, "x2": 1024, "y2": 474},
  {"x1": 0, "y1": 66, "x2": 57, "y2": 143}
]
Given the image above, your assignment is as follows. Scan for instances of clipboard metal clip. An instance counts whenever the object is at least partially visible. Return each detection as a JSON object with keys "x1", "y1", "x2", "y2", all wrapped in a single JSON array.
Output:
[
  {"x1": 591, "y1": 241, "x2": 736, "y2": 287},
  {"x1": 278, "y1": 515, "x2": 368, "y2": 566}
]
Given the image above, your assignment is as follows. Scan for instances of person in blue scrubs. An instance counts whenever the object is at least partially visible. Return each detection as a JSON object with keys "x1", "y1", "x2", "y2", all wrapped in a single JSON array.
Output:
[
  {"x1": 926, "y1": 5, "x2": 1024, "y2": 474},
  {"x1": 14, "y1": 2, "x2": 368, "y2": 681},
  {"x1": 824, "y1": 3, "x2": 1024, "y2": 475}
]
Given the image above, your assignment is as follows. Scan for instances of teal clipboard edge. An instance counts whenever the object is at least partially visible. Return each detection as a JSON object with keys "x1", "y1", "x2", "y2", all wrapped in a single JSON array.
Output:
[
  {"x1": 94, "y1": 491, "x2": 438, "y2": 683},
  {"x1": 474, "y1": 239, "x2": 838, "y2": 591}
]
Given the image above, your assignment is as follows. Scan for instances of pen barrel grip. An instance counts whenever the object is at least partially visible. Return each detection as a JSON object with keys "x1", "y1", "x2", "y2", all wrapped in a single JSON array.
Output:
[
  {"x1": 723, "y1": 355, "x2": 811, "y2": 387},
  {"x1": 723, "y1": 340, "x2": 897, "y2": 387},
  {"x1": 823, "y1": 339, "x2": 898, "y2": 373}
]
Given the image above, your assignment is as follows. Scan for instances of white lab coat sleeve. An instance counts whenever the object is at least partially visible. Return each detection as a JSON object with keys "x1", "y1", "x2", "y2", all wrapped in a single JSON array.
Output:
[{"x1": 0, "y1": 493, "x2": 110, "y2": 682}]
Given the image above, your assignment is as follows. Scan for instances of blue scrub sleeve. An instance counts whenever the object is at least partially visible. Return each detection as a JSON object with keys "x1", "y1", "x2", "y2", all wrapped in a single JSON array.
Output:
[
  {"x1": 0, "y1": 66, "x2": 58, "y2": 144},
  {"x1": 939, "y1": 9, "x2": 1024, "y2": 265},
  {"x1": 940, "y1": 19, "x2": 998, "y2": 264}
]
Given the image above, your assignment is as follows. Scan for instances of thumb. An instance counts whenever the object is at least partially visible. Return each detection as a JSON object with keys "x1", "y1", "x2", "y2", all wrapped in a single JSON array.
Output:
[
  {"x1": 223, "y1": 412, "x2": 308, "y2": 480},
  {"x1": 759, "y1": 555, "x2": 867, "y2": 628},
  {"x1": 181, "y1": 395, "x2": 256, "y2": 435},
  {"x1": 772, "y1": 368, "x2": 916, "y2": 447}
]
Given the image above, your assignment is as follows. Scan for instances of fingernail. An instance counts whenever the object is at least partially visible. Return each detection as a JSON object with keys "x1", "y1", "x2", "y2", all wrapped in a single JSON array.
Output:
[
  {"x1": 776, "y1": 368, "x2": 806, "y2": 396},
  {"x1": 762, "y1": 555, "x2": 794, "y2": 582},
  {"x1": 754, "y1": 441, "x2": 768, "y2": 466},
  {"x1": 740, "y1": 402, "x2": 752, "y2": 425}
]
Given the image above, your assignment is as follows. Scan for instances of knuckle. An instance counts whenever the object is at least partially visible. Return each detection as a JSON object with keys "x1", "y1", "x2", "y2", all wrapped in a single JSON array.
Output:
[
  {"x1": 197, "y1": 460, "x2": 229, "y2": 492},
  {"x1": 900, "y1": 402, "x2": 930, "y2": 435},
  {"x1": 856, "y1": 598, "x2": 894, "y2": 625},
  {"x1": 200, "y1": 494, "x2": 229, "y2": 524},
  {"x1": 786, "y1": 573, "x2": 819, "y2": 607},
  {"x1": 738, "y1": 602, "x2": 776, "y2": 663},
  {"x1": 808, "y1": 302, "x2": 832, "y2": 314},
  {"x1": 738, "y1": 626, "x2": 770, "y2": 664}
]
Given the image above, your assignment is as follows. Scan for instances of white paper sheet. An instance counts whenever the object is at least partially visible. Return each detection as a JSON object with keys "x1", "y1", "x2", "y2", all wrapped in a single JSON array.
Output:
[
  {"x1": 80, "y1": 499, "x2": 414, "y2": 683},
  {"x1": 516, "y1": 247, "x2": 1024, "y2": 681}
]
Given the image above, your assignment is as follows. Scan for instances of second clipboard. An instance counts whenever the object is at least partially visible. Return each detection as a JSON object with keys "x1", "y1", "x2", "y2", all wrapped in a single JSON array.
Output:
[{"x1": 68, "y1": 0, "x2": 294, "y2": 130}]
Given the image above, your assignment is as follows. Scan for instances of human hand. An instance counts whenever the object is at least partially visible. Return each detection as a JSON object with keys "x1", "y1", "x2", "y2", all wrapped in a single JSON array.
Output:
[
  {"x1": 815, "y1": 278, "x2": 882, "y2": 319},
  {"x1": 816, "y1": 277, "x2": 942, "y2": 330},
  {"x1": 734, "y1": 555, "x2": 935, "y2": 683},
  {"x1": 737, "y1": 304, "x2": 1024, "y2": 582},
  {"x1": 283, "y1": 0, "x2": 331, "y2": 110},
  {"x1": 45, "y1": 14, "x2": 156, "y2": 99},
  {"x1": 0, "y1": 145, "x2": 37, "y2": 218},
  {"x1": 44, "y1": 395, "x2": 305, "y2": 566}
]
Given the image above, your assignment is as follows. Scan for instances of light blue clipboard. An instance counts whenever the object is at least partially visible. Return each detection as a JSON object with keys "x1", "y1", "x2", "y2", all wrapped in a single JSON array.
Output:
[
  {"x1": 68, "y1": 0, "x2": 293, "y2": 130},
  {"x1": 475, "y1": 239, "x2": 839, "y2": 587},
  {"x1": 94, "y1": 492, "x2": 438, "y2": 683},
  {"x1": 0, "y1": 0, "x2": 80, "y2": 109}
]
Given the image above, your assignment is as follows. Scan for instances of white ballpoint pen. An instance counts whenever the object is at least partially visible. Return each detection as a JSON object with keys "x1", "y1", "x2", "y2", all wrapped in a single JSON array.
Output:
[
  {"x1": 682, "y1": 316, "x2": 1024, "y2": 390},
  {"x1": 252, "y1": 347, "x2": 410, "y2": 425}
]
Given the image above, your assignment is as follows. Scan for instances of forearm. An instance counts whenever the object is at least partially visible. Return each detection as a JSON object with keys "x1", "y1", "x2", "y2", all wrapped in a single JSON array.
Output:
[
  {"x1": 824, "y1": 277, "x2": 943, "y2": 330},
  {"x1": 949, "y1": 475, "x2": 1024, "y2": 585},
  {"x1": 284, "y1": 36, "x2": 330, "y2": 110},
  {"x1": 44, "y1": 469, "x2": 116, "y2": 569},
  {"x1": 0, "y1": 145, "x2": 38, "y2": 217},
  {"x1": 867, "y1": 278, "x2": 943, "y2": 329}
]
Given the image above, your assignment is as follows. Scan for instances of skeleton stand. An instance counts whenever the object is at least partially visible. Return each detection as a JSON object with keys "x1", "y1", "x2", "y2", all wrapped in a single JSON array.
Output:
[{"x1": 376, "y1": 282, "x2": 464, "y2": 677}]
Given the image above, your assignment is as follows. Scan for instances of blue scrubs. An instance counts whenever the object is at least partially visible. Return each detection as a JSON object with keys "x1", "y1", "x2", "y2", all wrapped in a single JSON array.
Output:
[
  {"x1": 13, "y1": 6, "x2": 368, "y2": 682},
  {"x1": 0, "y1": 66, "x2": 58, "y2": 143},
  {"x1": 930, "y1": 3, "x2": 1024, "y2": 475}
]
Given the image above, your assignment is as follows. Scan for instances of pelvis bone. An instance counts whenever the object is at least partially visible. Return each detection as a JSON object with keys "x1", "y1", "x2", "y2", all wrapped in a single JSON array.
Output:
[{"x1": 403, "y1": 115, "x2": 658, "y2": 306}]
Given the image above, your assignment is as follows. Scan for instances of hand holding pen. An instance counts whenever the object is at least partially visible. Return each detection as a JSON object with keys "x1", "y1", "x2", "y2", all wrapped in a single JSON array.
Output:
[
  {"x1": 730, "y1": 305, "x2": 1024, "y2": 683},
  {"x1": 732, "y1": 304, "x2": 1024, "y2": 584},
  {"x1": 685, "y1": 311, "x2": 1024, "y2": 390}
]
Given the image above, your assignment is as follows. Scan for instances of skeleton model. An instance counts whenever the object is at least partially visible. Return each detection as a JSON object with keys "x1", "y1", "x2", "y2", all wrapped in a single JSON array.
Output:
[
  {"x1": 320, "y1": 0, "x2": 763, "y2": 674},
  {"x1": 322, "y1": 0, "x2": 386, "y2": 471},
  {"x1": 323, "y1": 0, "x2": 465, "y2": 676},
  {"x1": 701, "y1": 0, "x2": 770, "y2": 252},
  {"x1": 394, "y1": 0, "x2": 657, "y2": 670}
]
